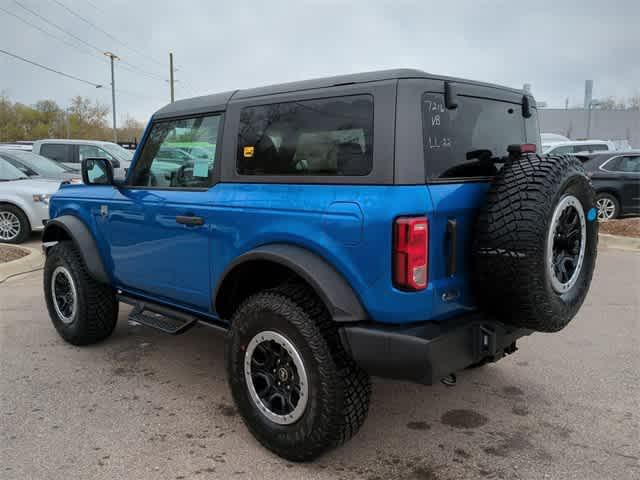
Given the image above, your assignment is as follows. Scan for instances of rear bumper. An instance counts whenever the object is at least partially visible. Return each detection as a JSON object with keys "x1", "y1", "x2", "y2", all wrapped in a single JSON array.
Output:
[{"x1": 339, "y1": 314, "x2": 531, "y2": 384}]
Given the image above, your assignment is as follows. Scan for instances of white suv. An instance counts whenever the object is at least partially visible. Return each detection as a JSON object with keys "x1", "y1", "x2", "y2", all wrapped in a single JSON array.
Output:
[
  {"x1": 542, "y1": 140, "x2": 615, "y2": 156},
  {"x1": 33, "y1": 139, "x2": 133, "y2": 179}
]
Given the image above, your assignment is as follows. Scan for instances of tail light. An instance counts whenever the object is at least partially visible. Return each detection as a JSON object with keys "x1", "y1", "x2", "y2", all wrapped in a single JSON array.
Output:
[{"x1": 393, "y1": 216, "x2": 428, "y2": 290}]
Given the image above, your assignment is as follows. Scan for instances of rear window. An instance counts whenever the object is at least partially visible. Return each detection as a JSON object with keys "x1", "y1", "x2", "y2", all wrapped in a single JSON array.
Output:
[
  {"x1": 422, "y1": 93, "x2": 534, "y2": 181},
  {"x1": 237, "y1": 95, "x2": 373, "y2": 176}
]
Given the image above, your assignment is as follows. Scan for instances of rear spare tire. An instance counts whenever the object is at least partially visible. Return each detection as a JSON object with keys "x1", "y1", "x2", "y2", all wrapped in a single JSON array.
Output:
[{"x1": 473, "y1": 154, "x2": 598, "y2": 332}]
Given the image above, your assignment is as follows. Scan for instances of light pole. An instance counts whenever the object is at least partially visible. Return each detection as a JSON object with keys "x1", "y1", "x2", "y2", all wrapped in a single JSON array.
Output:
[{"x1": 104, "y1": 52, "x2": 119, "y2": 143}]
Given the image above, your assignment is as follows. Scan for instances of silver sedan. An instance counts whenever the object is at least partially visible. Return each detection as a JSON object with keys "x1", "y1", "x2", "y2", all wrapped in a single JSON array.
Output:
[{"x1": 0, "y1": 158, "x2": 62, "y2": 244}]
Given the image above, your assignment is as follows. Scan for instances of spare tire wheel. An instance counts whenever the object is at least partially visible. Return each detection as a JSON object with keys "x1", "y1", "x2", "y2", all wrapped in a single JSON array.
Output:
[{"x1": 473, "y1": 154, "x2": 598, "y2": 333}]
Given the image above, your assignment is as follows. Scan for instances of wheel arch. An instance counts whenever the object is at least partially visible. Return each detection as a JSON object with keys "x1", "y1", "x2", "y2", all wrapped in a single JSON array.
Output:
[
  {"x1": 214, "y1": 244, "x2": 367, "y2": 323},
  {"x1": 42, "y1": 215, "x2": 109, "y2": 284}
]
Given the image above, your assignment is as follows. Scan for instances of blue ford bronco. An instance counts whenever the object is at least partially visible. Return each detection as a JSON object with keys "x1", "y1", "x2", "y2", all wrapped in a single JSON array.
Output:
[{"x1": 42, "y1": 69, "x2": 598, "y2": 461}]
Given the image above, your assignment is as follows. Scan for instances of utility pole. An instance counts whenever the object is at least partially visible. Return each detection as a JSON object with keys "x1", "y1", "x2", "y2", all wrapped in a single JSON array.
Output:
[
  {"x1": 104, "y1": 52, "x2": 119, "y2": 143},
  {"x1": 169, "y1": 52, "x2": 175, "y2": 103}
]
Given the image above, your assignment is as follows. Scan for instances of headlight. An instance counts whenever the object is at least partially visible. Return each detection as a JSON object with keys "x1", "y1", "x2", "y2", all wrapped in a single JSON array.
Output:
[{"x1": 32, "y1": 194, "x2": 51, "y2": 205}]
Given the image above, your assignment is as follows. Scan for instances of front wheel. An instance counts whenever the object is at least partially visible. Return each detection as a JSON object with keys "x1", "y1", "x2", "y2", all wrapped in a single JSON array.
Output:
[
  {"x1": 226, "y1": 284, "x2": 371, "y2": 462},
  {"x1": 44, "y1": 242, "x2": 118, "y2": 345},
  {"x1": 0, "y1": 204, "x2": 30, "y2": 244},
  {"x1": 595, "y1": 192, "x2": 619, "y2": 220}
]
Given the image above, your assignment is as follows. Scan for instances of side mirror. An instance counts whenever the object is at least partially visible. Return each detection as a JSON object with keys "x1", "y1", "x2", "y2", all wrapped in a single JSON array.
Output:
[
  {"x1": 110, "y1": 158, "x2": 121, "y2": 169},
  {"x1": 81, "y1": 158, "x2": 114, "y2": 185}
]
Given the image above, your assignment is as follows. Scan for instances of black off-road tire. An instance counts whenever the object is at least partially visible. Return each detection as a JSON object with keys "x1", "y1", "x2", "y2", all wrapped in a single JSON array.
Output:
[
  {"x1": 473, "y1": 154, "x2": 598, "y2": 332},
  {"x1": 44, "y1": 241, "x2": 118, "y2": 345},
  {"x1": 226, "y1": 283, "x2": 371, "y2": 462},
  {"x1": 0, "y1": 204, "x2": 30, "y2": 244}
]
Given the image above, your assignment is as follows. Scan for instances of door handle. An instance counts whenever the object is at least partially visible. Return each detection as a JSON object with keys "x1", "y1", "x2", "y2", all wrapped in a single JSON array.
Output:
[{"x1": 176, "y1": 215, "x2": 204, "y2": 226}]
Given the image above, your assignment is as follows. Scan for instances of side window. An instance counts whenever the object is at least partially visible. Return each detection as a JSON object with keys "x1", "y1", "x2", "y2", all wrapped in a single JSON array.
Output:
[
  {"x1": 40, "y1": 144, "x2": 72, "y2": 163},
  {"x1": 79, "y1": 145, "x2": 113, "y2": 162},
  {"x1": 237, "y1": 95, "x2": 373, "y2": 176},
  {"x1": 573, "y1": 144, "x2": 601, "y2": 154},
  {"x1": 601, "y1": 157, "x2": 621, "y2": 171},
  {"x1": 0, "y1": 155, "x2": 37, "y2": 176},
  {"x1": 131, "y1": 114, "x2": 220, "y2": 188},
  {"x1": 619, "y1": 156, "x2": 640, "y2": 173},
  {"x1": 551, "y1": 146, "x2": 574, "y2": 155}
]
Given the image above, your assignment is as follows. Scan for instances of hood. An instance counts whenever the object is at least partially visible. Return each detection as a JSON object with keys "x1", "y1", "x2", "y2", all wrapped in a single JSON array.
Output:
[{"x1": 7, "y1": 178, "x2": 63, "y2": 194}]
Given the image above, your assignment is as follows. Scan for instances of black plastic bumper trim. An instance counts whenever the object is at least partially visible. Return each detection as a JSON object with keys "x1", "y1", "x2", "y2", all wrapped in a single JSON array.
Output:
[{"x1": 339, "y1": 314, "x2": 531, "y2": 384}]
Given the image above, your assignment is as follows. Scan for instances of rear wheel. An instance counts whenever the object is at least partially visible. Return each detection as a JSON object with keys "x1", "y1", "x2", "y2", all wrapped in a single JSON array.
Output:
[
  {"x1": 595, "y1": 192, "x2": 619, "y2": 220},
  {"x1": 0, "y1": 204, "x2": 30, "y2": 244},
  {"x1": 474, "y1": 154, "x2": 598, "y2": 332},
  {"x1": 226, "y1": 283, "x2": 371, "y2": 461}
]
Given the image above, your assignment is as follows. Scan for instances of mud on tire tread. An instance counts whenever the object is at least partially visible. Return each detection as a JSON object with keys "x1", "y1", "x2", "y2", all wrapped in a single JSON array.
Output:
[
  {"x1": 226, "y1": 283, "x2": 371, "y2": 462},
  {"x1": 473, "y1": 154, "x2": 598, "y2": 332},
  {"x1": 44, "y1": 241, "x2": 118, "y2": 345}
]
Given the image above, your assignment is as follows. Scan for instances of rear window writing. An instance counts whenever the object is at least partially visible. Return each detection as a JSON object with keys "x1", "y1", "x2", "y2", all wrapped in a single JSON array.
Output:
[{"x1": 422, "y1": 93, "x2": 531, "y2": 181}]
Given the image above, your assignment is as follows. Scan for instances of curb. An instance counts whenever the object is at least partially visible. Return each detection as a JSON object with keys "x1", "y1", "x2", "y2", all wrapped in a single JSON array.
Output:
[
  {"x1": 0, "y1": 244, "x2": 44, "y2": 283},
  {"x1": 598, "y1": 233, "x2": 640, "y2": 252}
]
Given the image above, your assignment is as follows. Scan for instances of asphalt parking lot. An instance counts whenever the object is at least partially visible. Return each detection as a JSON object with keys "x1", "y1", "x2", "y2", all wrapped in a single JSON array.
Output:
[{"x1": 1, "y1": 246, "x2": 638, "y2": 480}]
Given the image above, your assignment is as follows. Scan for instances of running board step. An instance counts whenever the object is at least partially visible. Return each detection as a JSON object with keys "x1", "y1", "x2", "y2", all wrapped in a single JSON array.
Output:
[{"x1": 119, "y1": 296, "x2": 198, "y2": 335}]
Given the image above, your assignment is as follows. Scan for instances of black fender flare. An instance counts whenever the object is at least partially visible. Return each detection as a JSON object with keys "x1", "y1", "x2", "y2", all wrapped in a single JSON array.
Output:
[
  {"x1": 214, "y1": 244, "x2": 367, "y2": 323},
  {"x1": 42, "y1": 215, "x2": 110, "y2": 284}
]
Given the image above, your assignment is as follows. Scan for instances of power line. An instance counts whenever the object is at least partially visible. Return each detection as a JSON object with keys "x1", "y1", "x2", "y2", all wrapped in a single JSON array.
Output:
[
  {"x1": 0, "y1": 5, "x2": 100, "y2": 61},
  {"x1": 0, "y1": 48, "x2": 103, "y2": 88},
  {"x1": 13, "y1": 0, "x2": 168, "y2": 83},
  {"x1": 13, "y1": 0, "x2": 103, "y2": 55},
  {"x1": 49, "y1": 0, "x2": 166, "y2": 70}
]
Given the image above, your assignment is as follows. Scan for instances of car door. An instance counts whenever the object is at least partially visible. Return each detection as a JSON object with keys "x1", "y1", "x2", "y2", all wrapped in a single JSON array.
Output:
[
  {"x1": 617, "y1": 155, "x2": 640, "y2": 213},
  {"x1": 105, "y1": 113, "x2": 222, "y2": 310}
]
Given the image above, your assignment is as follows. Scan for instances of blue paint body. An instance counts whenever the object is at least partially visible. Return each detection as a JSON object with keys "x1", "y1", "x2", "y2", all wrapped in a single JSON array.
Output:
[{"x1": 49, "y1": 178, "x2": 489, "y2": 325}]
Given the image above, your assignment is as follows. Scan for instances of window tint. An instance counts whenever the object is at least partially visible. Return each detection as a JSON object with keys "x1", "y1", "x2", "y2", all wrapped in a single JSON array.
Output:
[
  {"x1": 40, "y1": 144, "x2": 73, "y2": 163},
  {"x1": 237, "y1": 95, "x2": 373, "y2": 176},
  {"x1": 422, "y1": 93, "x2": 528, "y2": 180},
  {"x1": 618, "y1": 155, "x2": 640, "y2": 173},
  {"x1": 79, "y1": 145, "x2": 114, "y2": 162},
  {"x1": 579, "y1": 144, "x2": 608, "y2": 153},
  {"x1": 131, "y1": 114, "x2": 220, "y2": 188},
  {"x1": 0, "y1": 154, "x2": 38, "y2": 176},
  {"x1": 551, "y1": 145, "x2": 574, "y2": 155},
  {"x1": 600, "y1": 156, "x2": 621, "y2": 171}
]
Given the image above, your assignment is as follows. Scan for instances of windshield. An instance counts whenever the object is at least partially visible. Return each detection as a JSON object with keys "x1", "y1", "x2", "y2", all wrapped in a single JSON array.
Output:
[
  {"x1": 0, "y1": 158, "x2": 29, "y2": 181},
  {"x1": 2, "y1": 151, "x2": 68, "y2": 176},
  {"x1": 101, "y1": 143, "x2": 134, "y2": 161}
]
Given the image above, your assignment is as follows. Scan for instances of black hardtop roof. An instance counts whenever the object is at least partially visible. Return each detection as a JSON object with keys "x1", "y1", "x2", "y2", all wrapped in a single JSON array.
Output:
[{"x1": 153, "y1": 68, "x2": 526, "y2": 119}]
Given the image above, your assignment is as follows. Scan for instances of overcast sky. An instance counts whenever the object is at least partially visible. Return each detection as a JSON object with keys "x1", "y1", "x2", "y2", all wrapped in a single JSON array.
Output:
[{"x1": 1, "y1": 0, "x2": 638, "y2": 123}]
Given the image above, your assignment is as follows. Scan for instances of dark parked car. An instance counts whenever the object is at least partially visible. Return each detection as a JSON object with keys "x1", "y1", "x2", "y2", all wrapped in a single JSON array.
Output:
[
  {"x1": 582, "y1": 151, "x2": 640, "y2": 220},
  {"x1": 0, "y1": 149, "x2": 81, "y2": 183}
]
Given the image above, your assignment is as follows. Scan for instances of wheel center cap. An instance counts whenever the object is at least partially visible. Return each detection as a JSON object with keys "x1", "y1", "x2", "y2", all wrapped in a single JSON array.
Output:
[{"x1": 277, "y1": 367, "x2": 289, "y2": 382}]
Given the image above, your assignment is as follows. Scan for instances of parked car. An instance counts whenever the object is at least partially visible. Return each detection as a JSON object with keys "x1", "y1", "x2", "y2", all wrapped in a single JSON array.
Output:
[
  {"x1": 0, "y1": 149, "x2": 81, "y2": 183},
  {"x1": 581, "y1": 151, "x2": 640, "y2": 220},
  {"x1": 0, "y1": 157, "x2": 61, "y2": 243},
  {"x1": 32, "y1": 139, "x2": 132, "y2": 178},
  {"x1": 543, "y1": 139, "x2": 615, "y2": 155},
  {"x1": 540, "y1": 132, "x2": 570, "y2": 146},
  {"x1": 41, "y1": 69, "x2": 598, "y2": 461},
  {"x1": 0, "y1": 141, "x2": 33, "y2": 151}
]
